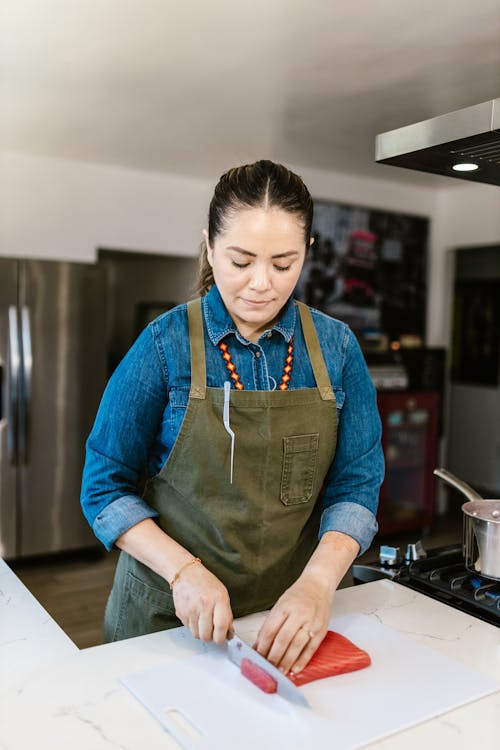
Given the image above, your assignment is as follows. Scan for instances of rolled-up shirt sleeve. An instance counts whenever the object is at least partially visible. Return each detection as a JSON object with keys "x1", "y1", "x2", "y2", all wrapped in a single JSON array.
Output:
[
  {"x1": 319, "y1": 327, "x2": 384, "y2": 556},
  {"x1": 80, "y1": 325, "x2": 168, "y2": 550}
]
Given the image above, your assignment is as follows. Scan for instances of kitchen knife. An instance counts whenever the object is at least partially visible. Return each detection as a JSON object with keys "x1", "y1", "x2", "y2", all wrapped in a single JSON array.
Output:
[{"x1": 226, "y1": 634, "x2": 310, "y2": 708}]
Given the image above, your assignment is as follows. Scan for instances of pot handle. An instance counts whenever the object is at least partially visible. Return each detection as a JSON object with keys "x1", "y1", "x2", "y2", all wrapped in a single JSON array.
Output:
[{"x1": 433, "y1": 467, "x2": 483, "y2": 502}]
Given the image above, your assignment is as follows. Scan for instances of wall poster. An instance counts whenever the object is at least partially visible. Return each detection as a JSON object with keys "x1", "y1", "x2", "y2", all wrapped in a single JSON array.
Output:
[{"x1": 295, "y1": 199, "x2": 429, "y2": 341}]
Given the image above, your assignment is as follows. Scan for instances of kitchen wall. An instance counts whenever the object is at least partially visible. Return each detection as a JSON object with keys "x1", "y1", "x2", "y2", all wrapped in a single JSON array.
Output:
[
  {"x1": 1, "y1": 148, "x2": 499, "y2": 348},
  {"x1": 0, "y1": 150, "x2": 211, "y2": 262}
]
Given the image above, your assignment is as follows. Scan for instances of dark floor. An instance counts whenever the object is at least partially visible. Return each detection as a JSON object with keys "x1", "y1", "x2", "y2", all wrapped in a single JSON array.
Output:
[
  {"x1": 11, "y1": 504, "x2": 463, "y2": 649},
  {"x1": 11, "y1": 546, "x2": 119, "y2": 648}
]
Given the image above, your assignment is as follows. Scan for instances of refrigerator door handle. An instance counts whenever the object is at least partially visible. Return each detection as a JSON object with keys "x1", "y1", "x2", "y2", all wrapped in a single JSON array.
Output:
[
  {"x1": 19, "y1": 305, "x2": 32, "y2": 465},
  {"x1": 7, "y1": 305, "x2": 19, "y2": 465}
]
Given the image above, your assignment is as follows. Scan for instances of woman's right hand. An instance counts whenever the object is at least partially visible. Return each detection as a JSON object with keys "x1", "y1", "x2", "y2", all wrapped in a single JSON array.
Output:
[
  {"x1": 172, "y1": 562, "x2": 234, "y2": 644},
  {"x1": 114, "y1": 519, "x2": 233, "y2": 643}
]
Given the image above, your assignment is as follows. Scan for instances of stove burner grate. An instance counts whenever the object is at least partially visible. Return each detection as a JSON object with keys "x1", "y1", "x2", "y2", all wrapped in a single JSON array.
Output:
[{"x1": 398, "y1": 548, "x2": 500, "y2": 622}]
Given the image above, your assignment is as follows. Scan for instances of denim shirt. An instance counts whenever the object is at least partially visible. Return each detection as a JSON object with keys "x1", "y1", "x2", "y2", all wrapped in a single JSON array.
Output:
[{"x1": 81, "y1": 285, "x2": 384, "y2": 555}]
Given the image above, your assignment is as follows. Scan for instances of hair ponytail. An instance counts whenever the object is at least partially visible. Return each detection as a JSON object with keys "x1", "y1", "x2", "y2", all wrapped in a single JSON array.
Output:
[{"x1": 195, "y1": 239, "x2": 215, "y2": 297}]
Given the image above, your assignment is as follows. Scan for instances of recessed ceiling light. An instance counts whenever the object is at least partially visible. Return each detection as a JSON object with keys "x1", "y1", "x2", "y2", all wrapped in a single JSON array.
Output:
[{"x1": 452, "y1": 162, "x2": 479, "y2": 172}]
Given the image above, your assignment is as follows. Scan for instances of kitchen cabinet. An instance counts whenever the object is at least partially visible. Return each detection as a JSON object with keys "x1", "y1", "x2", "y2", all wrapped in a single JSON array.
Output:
[{"x1": 377, "y1": 390, "x2": 439, "y2": 534}]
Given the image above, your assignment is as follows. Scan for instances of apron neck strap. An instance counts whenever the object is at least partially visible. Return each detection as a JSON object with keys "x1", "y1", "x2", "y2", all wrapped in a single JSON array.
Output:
[
  {"x1": 187, "y1": 298, "x2": 206, "y2": 399},
  {"x1": 296, "y1": 301, "x2": 335, "y2": 401},
  {"x1": 187, "y1": 297, "x2": 334, "y2": 401}
]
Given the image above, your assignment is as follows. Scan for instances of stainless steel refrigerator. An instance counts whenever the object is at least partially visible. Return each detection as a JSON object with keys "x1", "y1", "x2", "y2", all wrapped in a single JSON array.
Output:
[{"x1": 0, "y1": 259, "x2": 107, "y2": 559}]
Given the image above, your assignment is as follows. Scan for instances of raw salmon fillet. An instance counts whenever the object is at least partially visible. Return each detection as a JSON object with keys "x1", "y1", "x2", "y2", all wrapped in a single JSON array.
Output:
[{"x1": 289, "y1": 630, "x2": 371, "y2": 686}]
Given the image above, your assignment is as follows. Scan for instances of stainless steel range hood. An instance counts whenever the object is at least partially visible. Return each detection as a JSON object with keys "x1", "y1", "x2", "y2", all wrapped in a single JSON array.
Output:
[{"x1": 375, "y1": 98, "x2": 500, "y2": 185}]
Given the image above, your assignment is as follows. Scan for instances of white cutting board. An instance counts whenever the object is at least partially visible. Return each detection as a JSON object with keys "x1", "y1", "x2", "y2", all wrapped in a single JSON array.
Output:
[{"x1": 122, "y1": 614, "x2": 498, "y2": 750}]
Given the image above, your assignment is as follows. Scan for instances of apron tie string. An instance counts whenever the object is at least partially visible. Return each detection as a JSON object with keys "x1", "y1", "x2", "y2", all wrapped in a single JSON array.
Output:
[{"x1": 223, "y1": 381, "x2": 235, "y2": 484}]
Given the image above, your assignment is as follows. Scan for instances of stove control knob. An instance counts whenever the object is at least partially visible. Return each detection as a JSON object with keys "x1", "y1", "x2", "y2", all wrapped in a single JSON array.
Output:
[
  {"x1": 405, "y1": 541, "x2": 427, "y2": 562},
  {"x1": 379, "y1": 545, "x2": 401, "y2": 566}
]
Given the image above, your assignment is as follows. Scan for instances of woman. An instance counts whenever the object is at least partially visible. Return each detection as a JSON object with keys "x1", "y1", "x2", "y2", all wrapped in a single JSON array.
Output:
[{"x1": 81, "y1": 160, "x2": 383, "y2": 677}]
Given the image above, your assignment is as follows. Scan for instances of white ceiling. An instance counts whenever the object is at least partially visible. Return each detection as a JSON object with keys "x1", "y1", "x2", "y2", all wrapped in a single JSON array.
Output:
[{"x1": 2, "y1": 0, "x2": 500, "y2": 187}]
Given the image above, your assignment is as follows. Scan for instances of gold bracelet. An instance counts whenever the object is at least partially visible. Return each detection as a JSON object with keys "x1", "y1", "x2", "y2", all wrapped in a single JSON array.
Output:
[{"x1": 169, "y1": 557, "x2": 201, "y2": 590}]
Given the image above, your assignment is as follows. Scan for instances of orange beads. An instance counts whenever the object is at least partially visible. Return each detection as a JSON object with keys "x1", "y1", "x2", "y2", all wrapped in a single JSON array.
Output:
[{"x1": 219, "y1": 339, "x2": 294, "y2": 391}]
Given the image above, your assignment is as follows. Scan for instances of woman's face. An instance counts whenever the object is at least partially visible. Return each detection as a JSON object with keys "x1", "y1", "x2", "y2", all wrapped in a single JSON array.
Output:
[{"x1": 204, "y1": 207, "x2": 309, "y2": 342}]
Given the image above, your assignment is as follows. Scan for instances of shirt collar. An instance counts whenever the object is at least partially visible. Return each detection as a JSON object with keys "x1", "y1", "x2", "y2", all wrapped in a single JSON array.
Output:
[{"x1": 202, "y1": 284, "x2": 297, "y2": 345}]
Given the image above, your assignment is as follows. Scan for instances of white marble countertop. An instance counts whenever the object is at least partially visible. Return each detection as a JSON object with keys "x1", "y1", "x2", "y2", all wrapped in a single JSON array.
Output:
[{"x1": 1, "y1": 557, "x2": 499, "y2": 749}]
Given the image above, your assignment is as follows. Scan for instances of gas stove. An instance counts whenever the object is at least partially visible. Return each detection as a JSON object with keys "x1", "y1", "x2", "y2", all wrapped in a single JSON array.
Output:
[{"x1": 353, "y1": 542, "x2": 500, "y2": 628}]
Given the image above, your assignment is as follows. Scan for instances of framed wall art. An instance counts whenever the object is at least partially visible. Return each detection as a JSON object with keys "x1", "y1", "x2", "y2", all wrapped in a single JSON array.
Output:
[{"x1": 295, "y1": 199, "x2": 429, "y2": 342}]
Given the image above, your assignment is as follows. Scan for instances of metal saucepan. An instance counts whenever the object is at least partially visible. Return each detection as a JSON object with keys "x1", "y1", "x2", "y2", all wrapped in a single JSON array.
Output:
[{"x1": 434, "y1": 467, "x2": 500, "y2": 581}]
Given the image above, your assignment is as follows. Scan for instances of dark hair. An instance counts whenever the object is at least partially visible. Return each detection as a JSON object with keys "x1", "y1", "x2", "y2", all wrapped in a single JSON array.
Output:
[{"x1": 196, "y1": 160, "x2": 313, "y2": 296}]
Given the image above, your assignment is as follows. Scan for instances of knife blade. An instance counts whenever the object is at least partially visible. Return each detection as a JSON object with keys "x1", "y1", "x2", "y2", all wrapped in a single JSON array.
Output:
[{"x1": 226, "y1": 634, "x2": 310, "y2": 708}]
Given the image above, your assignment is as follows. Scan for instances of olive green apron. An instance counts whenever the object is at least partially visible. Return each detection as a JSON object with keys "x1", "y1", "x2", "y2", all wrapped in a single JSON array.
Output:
[{"x1": 104, "y1": 299, "x2": 338, "y2": 642}]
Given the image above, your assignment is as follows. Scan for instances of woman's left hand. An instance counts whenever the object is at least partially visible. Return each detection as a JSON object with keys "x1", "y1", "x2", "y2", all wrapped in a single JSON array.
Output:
[
  {"x1": 253, "y1": 531, "x2": 359, "y2": 676},
  {"x1": 253, "y1": 574, "x2": 334, "y2": 676}
]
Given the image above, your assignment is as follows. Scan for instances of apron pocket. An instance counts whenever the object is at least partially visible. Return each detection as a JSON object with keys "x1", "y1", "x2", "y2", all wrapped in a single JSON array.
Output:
[
  {"x1": 280, "y1": 433, "x2": 319, "y2": 506},
  {"x1": 110, "y1": 569, "x2": 180, "y2": 641}
]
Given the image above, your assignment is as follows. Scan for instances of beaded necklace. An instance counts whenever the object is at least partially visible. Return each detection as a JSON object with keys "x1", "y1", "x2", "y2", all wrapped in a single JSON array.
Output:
[{"x1": 219, "y1": 339, "x2": 294, "y2": 391}]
